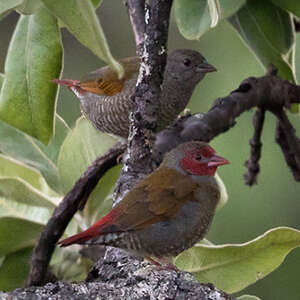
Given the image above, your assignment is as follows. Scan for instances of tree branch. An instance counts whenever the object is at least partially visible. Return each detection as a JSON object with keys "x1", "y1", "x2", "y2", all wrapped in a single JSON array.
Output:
[
  {"x1": 4, "y1": 252, "x2": 234, "y2": 300},
  {"x1": 244, "y1": 107, "x2": 265, "y2": 185},
  {"x1": 124, "y1": 0, "x2": 146, "y2": 55},
  {"x1": 27, "y1": 143, "x2": 126, "y2": 286},
  {"x1": 155, "y1": 75, "x2": 300, "y2": 161},
  {"x1": 115, "y1": 0, "x2": 173, "y2": 205}
]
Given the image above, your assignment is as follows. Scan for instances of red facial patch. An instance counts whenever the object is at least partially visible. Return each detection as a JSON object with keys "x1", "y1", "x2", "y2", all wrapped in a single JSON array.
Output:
[{"x1": 179, "y1": 146, "x2": 217, "y2": 176}]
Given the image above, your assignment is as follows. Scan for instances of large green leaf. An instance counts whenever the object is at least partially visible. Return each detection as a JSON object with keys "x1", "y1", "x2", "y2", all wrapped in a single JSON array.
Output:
[
  {"x1": 41, "y1": 0, "x2": 123, "y2": 78},
  {"x1": 0, "y1": 5, "x2": 63, "y2": 144},
  {"x1": 0, "y1": 218, "x2": 44, "y2": 256},
  {"x1": 0, "y1": 197, "x2": 80, "y2": 252},
  {"x1": 269, "y1": 0, "x2": 300, "y2": 18},
  {"x1": 174, "y1": 227, "x2": 300, "y2": 293},
  {"x1": 0, "y1": 154, "x2": 56, "y2": 196},
  {"x1": 0, "y1": 247, "x2": 33, "y2": 291},
  {"x1": 57, "y1": 117, "x2": 117, "y2": 193},
  {"x1": 219, "y1": 0, "x2": 246, "y2": 19},
  {"x1": 0, "y1": 177, "x2": 59, "y2": 208},
  {"x1": 0, "y1": 115, "x2": 70, "y2": 193},
  {"x1": 0, "y1": 198, "x2": 52, "y2": 225},
  {"x1": 0, "y1": 0, "x2": 23, "y2": 14},
  {"x1": 229, "y1": 0, "x2": 298, "y2": 112},
  {"x1": 16, "y1": 0, "x2": 42, "y2": 14},
  {"x1": 174, "y1": 0, "x2": 246, "y2": 40},
  {"x1": 174, "y1": 0, "x2": 212, "y2": 40}
]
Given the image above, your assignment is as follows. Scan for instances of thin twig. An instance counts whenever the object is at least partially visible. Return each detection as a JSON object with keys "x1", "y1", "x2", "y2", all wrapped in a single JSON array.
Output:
[
  {"x1": 244, "y1": 108, "x2": 266, "y2": 185},
  {"x1": 27, "y1": 143, "x2": 125, "y2": 286}
]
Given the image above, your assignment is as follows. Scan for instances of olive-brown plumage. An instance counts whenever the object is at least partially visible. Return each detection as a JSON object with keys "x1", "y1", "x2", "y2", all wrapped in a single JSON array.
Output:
[
  {"x1": 59, "y1": 141, "x2": 229, "y2": 266},
  {"x1": 54, "y1": 49, "x2": 216, "y2": 138}
]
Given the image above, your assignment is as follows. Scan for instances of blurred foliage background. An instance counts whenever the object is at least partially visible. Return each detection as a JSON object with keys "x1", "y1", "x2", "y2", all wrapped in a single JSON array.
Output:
[{"x1": 0, "y1": 1, "x2": 299, "y2": 299}]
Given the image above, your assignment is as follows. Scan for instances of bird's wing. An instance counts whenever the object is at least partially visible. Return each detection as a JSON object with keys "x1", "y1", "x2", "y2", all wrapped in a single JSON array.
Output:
[
  {"x1": 79, "y1": 57, "x2": 140, "y2": 96},
  {"x1": 111, "y1": 167, "x2": 198, "y2": 231}
]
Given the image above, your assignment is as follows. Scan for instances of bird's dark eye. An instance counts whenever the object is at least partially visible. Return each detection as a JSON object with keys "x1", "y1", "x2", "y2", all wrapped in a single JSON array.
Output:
[
  {"x1": 183, "y1": 58, "x2": 191, "y2": 66},
  {"x1": 195, "y1": 155, "x2": 202, "y2": 161}
]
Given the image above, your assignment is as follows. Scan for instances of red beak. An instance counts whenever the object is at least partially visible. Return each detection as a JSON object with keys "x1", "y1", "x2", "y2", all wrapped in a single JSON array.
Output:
[
  {"x1": 52, "y1": 79, "x2": 80, "y2": 88},
  {"x1": 207, "y1": 155, "x2": 229, "y2": 167}
]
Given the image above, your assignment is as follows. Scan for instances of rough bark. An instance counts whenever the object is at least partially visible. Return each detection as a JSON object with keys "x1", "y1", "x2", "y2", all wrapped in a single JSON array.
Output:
[{"x1": 3, "y1": 249, "x2": 234, "y2": 300}]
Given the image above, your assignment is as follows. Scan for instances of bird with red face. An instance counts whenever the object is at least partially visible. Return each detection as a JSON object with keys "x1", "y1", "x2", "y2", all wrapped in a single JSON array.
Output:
[{"x1": 59, "y1": 141, "x2": 229, "y2": 267}]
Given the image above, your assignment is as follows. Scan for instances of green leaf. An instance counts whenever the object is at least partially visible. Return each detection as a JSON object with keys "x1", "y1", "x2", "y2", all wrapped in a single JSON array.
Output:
[
  {"x1": 174, "y1": 0, "x2": 212, "y2": 40},
  {"x1": 174, "y1": 0, "x2": 246, "y2": 40},
  {"x1": 207, "y1": 0, "x2": 221, "y2": 27},
  {"x1": 0, "y1": 177, "x2": 59, "y2": 208},
  {"x1": 0, "y1": 0, "x2": 23, "y2": 15},
  {"x1": 229, "y1": 1, "x2": 298, "y2": 112},
  {"x1": 16, "y1": 0, "x2": 42, "y2": 14},
  {"x1": 0, "y1": 74, "x2": 4, "y2": 90},
  {"x1": 237, "y1": 295, "x2": 261, "y2": 300},
  {"x1": 0, "y1": 115, "x2": 69, "y2": 193},
  {"x1": 174, "y1": 227, "x2": 300, "y2": 293},
  {"x1": 91, "y1": 0, "x2": 103, "y2": 9},
  {"x1": 269, "y1": 0, "x2": 300, "y2": 18},
  {"x1": 0, "y1": 218, "x2": 44, "y2": 255},
  {"x1": 0, "y1": 197, "x2": 52, "y2": 224},
  {"x1": 41, "y1": 0, "x2": 123, "y2": 78},
  {"x1": 219, "y1": 0, "x2": 246, "y2": 19},
  {"x1": 39, "y1": 115, "x2": 71, "y2": 165},
  {"x1": 0, "y1": 154, "x2": 56, "y2": 196},
  {"x1": 0, "y1": 247, "x2": 32, "y2": 291},
  {"x1": 57, "y1": 117, "x2": 117, "y2": 193},
  {"x1": 0, "y1": 5, "x2": 63, "y2": 144}
]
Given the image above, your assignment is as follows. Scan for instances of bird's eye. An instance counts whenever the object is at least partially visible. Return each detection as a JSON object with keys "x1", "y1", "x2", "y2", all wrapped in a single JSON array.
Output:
[
  {"x1": 195, "y1": 155, "x2": 202, "y2": 161},
  {"x1": 183, "y1": 58, "x2": 191, "y2": 66}
]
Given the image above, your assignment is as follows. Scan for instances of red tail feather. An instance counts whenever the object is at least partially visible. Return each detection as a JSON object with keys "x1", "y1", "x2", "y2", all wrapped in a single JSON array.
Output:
[{"x1": 58, "y1": 208, "x2": 120, "y2": 247}]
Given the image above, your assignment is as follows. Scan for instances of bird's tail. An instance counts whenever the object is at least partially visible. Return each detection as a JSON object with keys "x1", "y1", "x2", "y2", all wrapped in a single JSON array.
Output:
[
  {"x1": 58, "y1": 208, "x2": 120, "y2": 247},
  {"x1": 58, "y1": 227, "x2": 97, "y2": 247}
]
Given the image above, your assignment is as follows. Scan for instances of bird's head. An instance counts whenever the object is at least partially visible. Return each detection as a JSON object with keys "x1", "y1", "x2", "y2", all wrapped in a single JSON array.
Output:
[
  {"x1": 163, "y1": 141, "x2": 229, "y2": 177},
  {"x1": 166, "y1": 49, "x2": 216, "y2": 83}
]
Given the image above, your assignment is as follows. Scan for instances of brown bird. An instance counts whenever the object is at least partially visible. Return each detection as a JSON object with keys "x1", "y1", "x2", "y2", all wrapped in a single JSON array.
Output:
[
  {"x1": 59, "y1": 141, "x2": 229, "y2": 268},
  {"x1": 53, "y1": 49, "x2": 216, "y2": 138}
]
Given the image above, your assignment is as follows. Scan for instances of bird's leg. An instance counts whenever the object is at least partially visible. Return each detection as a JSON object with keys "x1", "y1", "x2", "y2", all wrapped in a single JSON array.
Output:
[{"x1": 145, "y1": 257, "x2": 178, "y2": 271}]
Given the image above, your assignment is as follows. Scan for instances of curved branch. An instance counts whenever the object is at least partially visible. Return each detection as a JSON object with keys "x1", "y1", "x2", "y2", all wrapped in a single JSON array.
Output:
[
  {"x1": 155, "y1": 75, "x2": 300, "y2": 159},
  {"x1": 27, "y1": 143, "x2": 126, "y2": 286}
]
